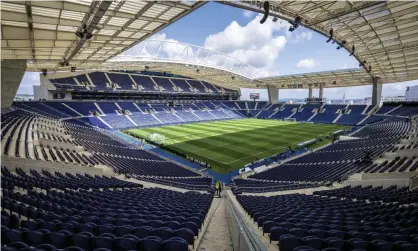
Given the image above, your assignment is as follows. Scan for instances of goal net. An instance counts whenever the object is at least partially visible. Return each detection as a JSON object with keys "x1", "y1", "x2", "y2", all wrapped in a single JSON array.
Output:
[
  {"x1": 147, "y1": 133, "x2": 166, "y2": 145},
  {"x1": 284, "y1": 118, "x2": 296, "y2": 122}
]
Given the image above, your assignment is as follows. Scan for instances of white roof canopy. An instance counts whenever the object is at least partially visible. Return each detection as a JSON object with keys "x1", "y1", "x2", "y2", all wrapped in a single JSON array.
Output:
[
  {"x1": 2, "y1": 1, "x2": 418, "y2": 90},
  {"x1": 223, "y1": 1, "x2": 418, "y2": 87},
  {"x1": 256, "y1": 68, "x2": 418, "y2": 89},
  {"x1": 1, "y1": 0, "x2": 204, "y2": 71}
]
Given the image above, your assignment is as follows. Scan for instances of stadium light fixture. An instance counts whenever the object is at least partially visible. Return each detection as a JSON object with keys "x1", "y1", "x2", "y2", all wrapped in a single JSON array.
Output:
[
  {"x1": 337, "y1": 40, "x2": 346, "y2": 50},
  {"x1": 349, "y1": 45, "x2": 355, "y2": 56},
  {"x1": 359, "y1": 60, "x2": 367, "y2": 67},
  {"x1": 367, "y1": 66, "x2": 372, "y2": 73},
  {"x1": 86, "y1": 33, "x2": 93, "y2": 40},
  {"x1": 75, "y1": 30, "x2": 84, "y2": 38},
  {"x1": 288, "y1": 16, "x2": 301, "y2": 32},
  {"x1": 260, "y1": 1, "x2": 270, "y2": 24},
  {"x1": 326, "y1": 28, "x2": 334, "y2": 43}
]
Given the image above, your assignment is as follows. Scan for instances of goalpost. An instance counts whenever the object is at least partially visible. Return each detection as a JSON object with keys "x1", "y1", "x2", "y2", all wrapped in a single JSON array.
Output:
[
  {"x1": 284, "y1": 118, "x2": 296, "y2": 123},
  {"x1": 147, "y1": 133, "x2": 166, "y2": 145}
]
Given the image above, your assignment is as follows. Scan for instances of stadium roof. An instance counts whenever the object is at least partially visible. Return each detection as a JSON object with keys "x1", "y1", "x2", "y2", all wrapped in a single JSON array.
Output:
[
  {"x1": 222, "y1": 0, "x2": 418, "y2": 87},
  {"x1": 2, "y1": 1, "x2": 418, "y2": 90},
  {"x1": 1, "y1": 0, "x2": 204, "y2": 70},
  {"x1": 255, "y1": 68, "x2": 418, "y2": 89}
]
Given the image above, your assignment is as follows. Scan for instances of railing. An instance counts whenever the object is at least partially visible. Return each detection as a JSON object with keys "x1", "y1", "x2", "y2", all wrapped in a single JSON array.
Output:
[
  {"x1": 226, "y1": 191, "x2": 267, "y2": 251},
  {"x1": 233, "y1": 182, "x2": 324, "y2": 193},
  {"x1": 134, "y1": 176, "x2": 213, "y2": 191}
]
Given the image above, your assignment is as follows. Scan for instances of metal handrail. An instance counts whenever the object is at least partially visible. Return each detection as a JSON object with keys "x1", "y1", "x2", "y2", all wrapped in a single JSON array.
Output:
[{"x1": 135, "y1": 176, "x2": 213, "y2": 191}]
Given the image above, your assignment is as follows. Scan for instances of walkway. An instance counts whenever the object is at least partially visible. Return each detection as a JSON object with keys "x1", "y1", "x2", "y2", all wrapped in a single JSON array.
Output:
[{"x1": 197, "y1": 192, "x2": 233, "y2": 251}]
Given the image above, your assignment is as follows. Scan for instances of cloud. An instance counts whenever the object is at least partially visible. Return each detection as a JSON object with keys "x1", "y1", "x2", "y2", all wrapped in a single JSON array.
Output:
[
  {"x1": 243, "y1": 10, "x2": 254, "y2": 18},
  {"x1": 17, "y1": 72, "x2": 40, "y2": 95},
  {"x1": 297, "y1": 58, "x2": 317, "y2": 69},
  {"x1": 204, "y1": 14, "x2": 288, "y2": 76},
  {"x1": 294, "y1": 31, "x2": 312, "y2": 43}
]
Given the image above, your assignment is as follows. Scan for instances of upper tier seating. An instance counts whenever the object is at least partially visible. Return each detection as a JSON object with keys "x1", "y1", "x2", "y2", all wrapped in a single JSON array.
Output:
[
  {"x1": 2, "y1": 167, "x2": 213, "y2": 251},
  {"x1": 337, "y1": 105, "x2": 367, "y2": 125},
  {"x1": 107, "y1": 73, "x2": 136, "y2": 91},
  {"x1": 270, "y1": 104, "x2": 300, "y2": 119},
  {"x1": 388, "y1": 105, "x2": 418, "y2": 117},
  {"x1": 311, "y1": 105, "x2": 346, "y2": 124},
  {"x1": 49, "y1": 72, "x2": 239, "y2": 95},
  {"x1": 236, "y1": 192, "x2": 418, "y2": 251},
  {"x1": 376, "y1": 104, "x2": 399, "y2": 115},
  {"x1": 291, "y1": 104, "x2": 321, "y2": 121}
]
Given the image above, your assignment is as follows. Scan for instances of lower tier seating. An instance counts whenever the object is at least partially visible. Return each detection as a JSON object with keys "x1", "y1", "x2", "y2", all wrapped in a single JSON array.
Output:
[
  {"x1": 313, "y1": 185, "x2": 418, "y2": 204},
  {"x1": 1, "y1": 167, "x2": 213, "y2": 251},
  {"x1": 236, "y1": 192, "x2": 418, "y2": 251}
]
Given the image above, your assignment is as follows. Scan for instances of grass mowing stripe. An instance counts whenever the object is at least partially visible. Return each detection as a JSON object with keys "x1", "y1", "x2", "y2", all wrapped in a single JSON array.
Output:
[{"x1": 126, "y1": 118, "x2": 349, "y2": 173}]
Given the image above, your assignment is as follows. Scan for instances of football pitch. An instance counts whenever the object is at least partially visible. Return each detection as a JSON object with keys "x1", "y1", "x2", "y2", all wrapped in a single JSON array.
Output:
[{"x1": 126, "y1": 119, "x2": 348, "y2": 173}]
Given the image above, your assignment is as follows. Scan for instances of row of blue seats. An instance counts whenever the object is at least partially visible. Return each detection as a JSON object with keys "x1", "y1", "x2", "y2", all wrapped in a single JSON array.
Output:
[
  {"x1": 50, "y1": 72, "x2": 237, "y2": 95},
  {"x1": 237, "y1": 192, "x2": 418, "y2": 251}
]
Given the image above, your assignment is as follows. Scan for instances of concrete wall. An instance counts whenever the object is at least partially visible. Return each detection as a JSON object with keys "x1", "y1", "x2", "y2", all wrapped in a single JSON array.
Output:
[
  {"x1": 38, "y1": 138, "x2": 85, "y2": 152},
  {"x1": 267, "y1": 86, "x2": 279, "y2": 104},
  {"x1": 1, "y1": 60, "x2": 27, "y2": 108},
  {"x1": 361, "y1": 171, "x2": 418, "y2": 180},
  {"x1": 384, "y1": 149, "x2": 418, "y2": 158},
  {"x1": 410, "y1": 177, "x2": 418, "y2": 189},
  {"x1": 344, "y1": 179, "x2": 410, "y2": 188}
]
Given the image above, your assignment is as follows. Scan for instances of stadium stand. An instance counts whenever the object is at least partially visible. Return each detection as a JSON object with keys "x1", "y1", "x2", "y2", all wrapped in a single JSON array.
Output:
[
  {"x1": 310, "y1": 104, "x2": 346, "y2": 124},
  {"x1": 1, "y1": 109, "x2": 211, "y2": 184},
  {"x1": 49, "y1": 72, "x2": 239, "y2": 95},
  {"x1": 3, "y1": 1, "x2": 418, "y2": 250},
  {"x1": 313, "y1": 185, "x2": 418, "y2": 204},
  {"x1": 1, "y1": 167, "x2": 212, "y2": 251},
  {"x1": 236, "y1": 191, "x2": 418, "y2": 251},
  {"x1": 233, "y1": 116, "x2": 417, "y2": 192}
]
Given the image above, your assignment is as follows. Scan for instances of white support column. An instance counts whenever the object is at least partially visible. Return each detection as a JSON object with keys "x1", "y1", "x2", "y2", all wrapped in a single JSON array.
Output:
[
  {"x1": 308, "y1": 87, "x2": 313, "y2": 99},
  {"x1": 267, "y1": 85, "x2": 279, "y2": 104},
  {"x1": 319, "y1": 85, "x2": 324, "y2": 100},
  {"x1": 372, "y1": 77, "x2": 382, "y2": 106}
]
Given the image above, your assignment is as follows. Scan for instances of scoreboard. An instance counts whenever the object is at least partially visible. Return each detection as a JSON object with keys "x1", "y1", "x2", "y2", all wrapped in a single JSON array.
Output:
[{"x1": 250, "y1": 93, "x2": 260, "y2": 100}]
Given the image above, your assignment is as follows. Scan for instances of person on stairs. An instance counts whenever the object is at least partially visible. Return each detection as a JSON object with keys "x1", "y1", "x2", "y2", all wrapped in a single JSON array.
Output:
[{"x1": 215, "y1": 180, "x2": 221, "y2": 197}]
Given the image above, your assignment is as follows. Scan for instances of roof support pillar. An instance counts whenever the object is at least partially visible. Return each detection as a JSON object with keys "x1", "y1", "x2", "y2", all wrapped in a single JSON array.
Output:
[
  {"x1": 267, "y1": 85, "x2": 279, "y2": 104},
  {"x1": 1, "y1": 60, "x2": 27, "y2": 108},
  {"x1": 308, "y1": 86, "x2": 313, "y2": 99},
  {"x1": 372, "y1": 77, "x2": 382, "y2": 106},
  {"x1": 319, "y1": 85, "x2": 324, "y2": 100}
]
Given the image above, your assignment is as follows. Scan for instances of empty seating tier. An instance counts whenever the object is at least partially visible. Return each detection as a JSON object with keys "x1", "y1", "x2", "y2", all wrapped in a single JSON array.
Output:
[
  {"x1": 237, "y1": 192, "x2": 418, "y2": 251},
  {"x1": 2, "y1": 167, "x2": 213, "y2": 251}
]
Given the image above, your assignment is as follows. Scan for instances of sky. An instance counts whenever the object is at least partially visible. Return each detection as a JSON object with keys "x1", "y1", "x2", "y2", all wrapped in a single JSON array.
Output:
[{"x1": 17, "y1": 2, "x2": 417, "y2": 100}]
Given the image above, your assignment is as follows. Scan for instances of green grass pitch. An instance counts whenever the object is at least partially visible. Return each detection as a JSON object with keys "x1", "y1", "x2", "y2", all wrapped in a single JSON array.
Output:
[{"x1": 125, "y1": 118, "x2": 348, "y2": 173}]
